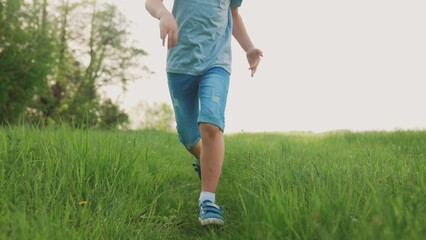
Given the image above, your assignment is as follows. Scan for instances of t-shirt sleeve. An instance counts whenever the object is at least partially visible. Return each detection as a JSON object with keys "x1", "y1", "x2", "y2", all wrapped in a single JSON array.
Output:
[{"x1": 230, "y1": 0, "x2": 242, "y2": 7}]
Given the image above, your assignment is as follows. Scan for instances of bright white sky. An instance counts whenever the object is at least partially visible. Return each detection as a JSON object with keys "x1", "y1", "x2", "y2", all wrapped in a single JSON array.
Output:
[{"x1": 103, "y1": 0, "x2": 426, "y2": 133}]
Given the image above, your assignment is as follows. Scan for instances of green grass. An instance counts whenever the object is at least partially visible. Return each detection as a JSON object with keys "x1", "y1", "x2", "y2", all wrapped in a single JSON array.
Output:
[{"x1": 0, "y1": 126, "x2": 425, "y2": 239}]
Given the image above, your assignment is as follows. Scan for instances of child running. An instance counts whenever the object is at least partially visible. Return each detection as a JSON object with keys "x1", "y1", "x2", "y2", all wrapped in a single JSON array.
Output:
[{"x1": 145, "y1": 0, "x2": 263, "y2": 226}]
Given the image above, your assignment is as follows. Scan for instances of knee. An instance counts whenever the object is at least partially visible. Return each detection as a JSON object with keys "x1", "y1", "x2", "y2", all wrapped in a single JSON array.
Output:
[{"x1": 199, "y1": 123, "x2": 222, "y2": 139}]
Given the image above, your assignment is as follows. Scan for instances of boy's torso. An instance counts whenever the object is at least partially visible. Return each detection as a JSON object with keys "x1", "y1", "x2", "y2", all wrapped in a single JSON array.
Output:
[{"x1": 166, "y1": 0, "x2": 235, "y2": 75}]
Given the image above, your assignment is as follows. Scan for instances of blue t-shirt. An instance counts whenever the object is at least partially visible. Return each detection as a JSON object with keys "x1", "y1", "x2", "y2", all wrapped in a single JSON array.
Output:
[{"x1": 167, "y1": 0, "x2": 243, "y2": 75}]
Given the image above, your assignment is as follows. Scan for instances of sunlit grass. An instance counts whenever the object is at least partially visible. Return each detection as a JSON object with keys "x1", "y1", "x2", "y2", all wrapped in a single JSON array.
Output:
[{"x1": 0, "y1": 126, "x2": 425, "y2": 239}]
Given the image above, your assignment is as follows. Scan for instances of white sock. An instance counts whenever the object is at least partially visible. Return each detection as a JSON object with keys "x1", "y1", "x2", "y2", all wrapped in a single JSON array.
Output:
[{"x1": 199, "y1": 191, "x2": 215, "y2": 205}]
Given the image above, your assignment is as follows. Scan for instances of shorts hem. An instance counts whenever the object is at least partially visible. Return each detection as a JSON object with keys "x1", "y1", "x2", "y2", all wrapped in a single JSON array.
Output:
[
  {"x1": 198, "y1": 118, "x2": 225, "y2": 132},
  {"x1": 180, "y1": 136, "x2": 201, "y2": 150}
]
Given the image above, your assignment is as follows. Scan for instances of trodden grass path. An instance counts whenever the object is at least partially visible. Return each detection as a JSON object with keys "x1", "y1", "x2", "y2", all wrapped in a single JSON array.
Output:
[{"x1": 0, "y1": 126, "x2": 425, "y2": 239}]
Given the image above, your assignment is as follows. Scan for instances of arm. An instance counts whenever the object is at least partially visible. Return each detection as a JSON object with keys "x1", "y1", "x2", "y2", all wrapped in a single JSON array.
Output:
[
  {"x1": 231, "y1": 7, "x2": 263, "y2": 77},
  {"x1": 145, "y1": 0, "x2": 178, "y2": 49}
]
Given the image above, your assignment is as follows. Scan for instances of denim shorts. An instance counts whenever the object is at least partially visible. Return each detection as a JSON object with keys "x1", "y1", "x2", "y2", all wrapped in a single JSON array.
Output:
[{"x1": 167, "y1": 67, "x2": 230, "y2": 150}]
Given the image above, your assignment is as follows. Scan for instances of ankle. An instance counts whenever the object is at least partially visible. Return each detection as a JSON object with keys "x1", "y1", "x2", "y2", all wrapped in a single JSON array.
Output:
[{"x1": 199, "y1": 191, "x2": 216, "y2": 205}]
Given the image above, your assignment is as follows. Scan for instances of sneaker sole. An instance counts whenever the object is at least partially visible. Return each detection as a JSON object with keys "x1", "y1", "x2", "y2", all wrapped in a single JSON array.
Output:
[{"x1": 199, "y1": 218, "x2": 224, "y2": 226}]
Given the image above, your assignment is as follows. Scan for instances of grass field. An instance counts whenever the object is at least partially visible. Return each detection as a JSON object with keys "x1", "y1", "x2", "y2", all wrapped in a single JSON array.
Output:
[{"x1": 0, "y1": 126, "x2": 425, "y2": 239}]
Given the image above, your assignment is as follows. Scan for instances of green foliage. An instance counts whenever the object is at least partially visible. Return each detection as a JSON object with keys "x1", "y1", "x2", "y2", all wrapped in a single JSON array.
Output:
[
  {"x1": 99, "y1": 99, "x2": 129, "y2": 129},
  {"x1": 133, "y1": 101, "x2": 175, "y2": 131},
  {"x1": 85, "y1": 1, "x2": 147, "y2": 86},
  {"x1": 0, "y1": 127, "x2": 425, "y2": 239},
  {"x1": 0, "y1": 0, "x2": 54, "y2": 123},
  {"x1": 0, "y1": 0, "x2": 147, "y2": 129}
]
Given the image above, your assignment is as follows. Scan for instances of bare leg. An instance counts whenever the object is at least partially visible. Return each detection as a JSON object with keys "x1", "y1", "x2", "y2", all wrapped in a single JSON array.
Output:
[
  {"x1": 188, "y1": 141, "x2": 201, "y2": 160},
  {"x1": 199, "y1": 123, "x2": 224, "y2": 193}
]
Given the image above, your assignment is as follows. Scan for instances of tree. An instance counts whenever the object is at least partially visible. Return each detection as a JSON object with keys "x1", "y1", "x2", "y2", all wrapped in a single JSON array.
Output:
[
  {"x1": 0, "y1": 0, "x2": 54, "y2": 123},
  {"x1": 132, "y1": 101, "x2": 175, "y2": 131},
  {"x1": 0, "y1": 0, "x2": 147, "y2": 129},
  {"x1": 98, "y1": 98, "x2": 129, "y2": 129},
  {"x1": 56, "y1": 0, "x2": 146, "y2": 128}
]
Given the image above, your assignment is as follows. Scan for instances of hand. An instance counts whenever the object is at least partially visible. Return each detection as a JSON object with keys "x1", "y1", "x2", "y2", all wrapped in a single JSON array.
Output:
[
  {"x1": 246, "y1": 48, "x2": 263, "y2": 77},
  {"x1": 159, "y1": 11, "x2": 178, "y2": 49}
]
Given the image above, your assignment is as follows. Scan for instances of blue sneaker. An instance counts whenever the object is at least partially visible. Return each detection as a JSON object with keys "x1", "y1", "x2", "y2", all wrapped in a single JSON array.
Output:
[
  {"x1": 192, "y1": 159, "x2": 201, "y2": 180},
  {"x1": 198, "y1": 200, "x2": 224, "y2": 226}
]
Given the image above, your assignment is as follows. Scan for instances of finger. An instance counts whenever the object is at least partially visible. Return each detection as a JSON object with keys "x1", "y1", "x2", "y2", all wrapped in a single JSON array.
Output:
[
  {"x1": 160, "y1": 30, "x2": 166, "y2": 47},
  {"x1": 168, "y1": 39, "x2": 173, "y2": 49},
  {"x1": 173, "y1": 30, "x2": 178, "y2": 47},
  {"x1": 168, "y1": 30, "x2": 178, "y2": 49},
  {"x1": 249, "y1": 60, "x2": 260, "y2": 70},
  {"x1": 168, "y1": 35, "x2": 173, "y2": 49},
  {"x1": 250, "y1": 66, "x2": 257, "y2": 77}
]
